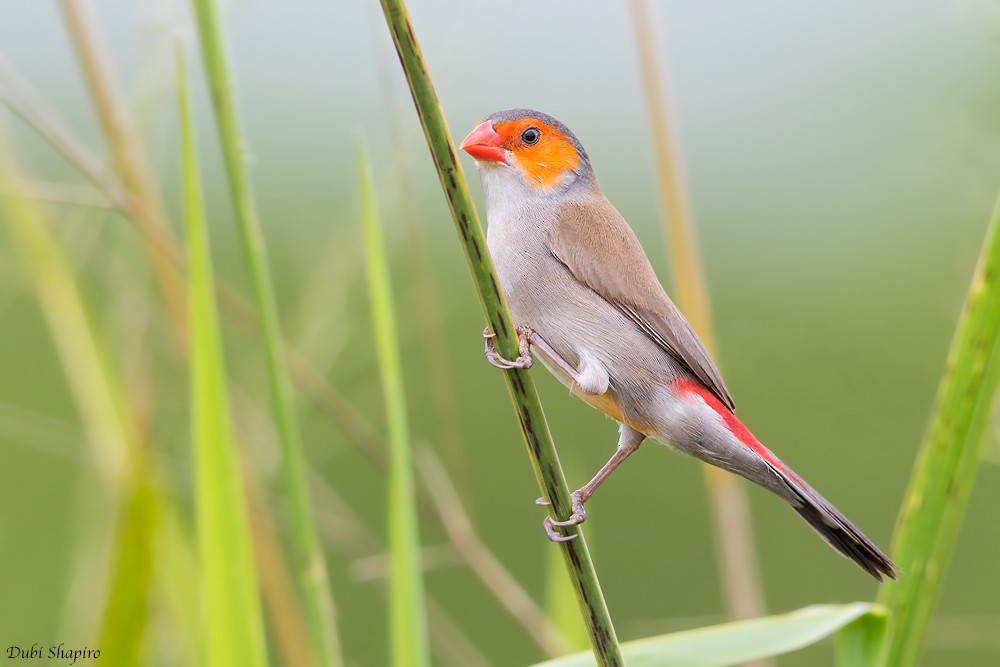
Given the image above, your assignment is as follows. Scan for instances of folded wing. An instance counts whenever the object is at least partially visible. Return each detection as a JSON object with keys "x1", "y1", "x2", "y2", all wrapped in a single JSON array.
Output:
[{"x1": 548, "y1": 198, "x2": 735, "y2": 410}]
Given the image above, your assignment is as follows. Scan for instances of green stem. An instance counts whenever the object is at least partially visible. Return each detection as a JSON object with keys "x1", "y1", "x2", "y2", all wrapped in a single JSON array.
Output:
[
  {"x1": 188, "y1": 5, "x2": 342, "y2": 666},
  {"x1": 180, "y1": 50, "x2": 269, "y2": 666},
  {"x1": 876, "y1": 194, "x2": 1000, "y2": 666},
  {"x1": 376, "y1": 1, "x2": 623, "y2": 664},
  {"x1": 358, "y1": 142, "x2": 430, "y2": 667}
]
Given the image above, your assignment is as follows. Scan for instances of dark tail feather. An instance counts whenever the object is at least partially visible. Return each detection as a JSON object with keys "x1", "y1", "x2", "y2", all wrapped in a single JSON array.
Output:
[{"x1": 776, "y1": 466, "x2": 897, "y2": 581}]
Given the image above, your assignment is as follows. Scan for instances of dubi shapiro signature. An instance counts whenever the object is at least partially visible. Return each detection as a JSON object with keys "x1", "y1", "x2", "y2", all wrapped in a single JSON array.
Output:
[{"x1": 6, "y1": 644, "x2": 100, "y2": 664}]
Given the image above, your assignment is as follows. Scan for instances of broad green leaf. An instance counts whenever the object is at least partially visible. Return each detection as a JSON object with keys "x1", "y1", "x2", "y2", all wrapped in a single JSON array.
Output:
[
  {"x1": 836, "y1": 606, "x2": 888, "y2": 667},
  {"x1": 532, "y1": 603, "x2": 880, "y2": 667},
  {"x1": 877, "y1": 193, "x2": 1000, "y2": 666}
]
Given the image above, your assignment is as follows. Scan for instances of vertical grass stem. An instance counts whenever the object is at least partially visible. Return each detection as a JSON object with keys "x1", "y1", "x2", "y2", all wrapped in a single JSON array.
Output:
[
  {"x1": 357, "y1": 141, "x2": 430, "y2": 667},
  {"x1": 376, "y1": 1, "x2": 624, "y2": 664},
  {"x1": 188, "y1": 4, "x2": 343, "y2": 666},
  {"x1": 179, "y1": 50, "x2": 269, "y2": 667}
]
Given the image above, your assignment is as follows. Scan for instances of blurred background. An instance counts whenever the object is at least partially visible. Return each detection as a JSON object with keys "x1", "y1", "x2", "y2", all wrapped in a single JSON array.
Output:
[{"x1": 1, "y1": 0, "x2": 999, "y2": 665}]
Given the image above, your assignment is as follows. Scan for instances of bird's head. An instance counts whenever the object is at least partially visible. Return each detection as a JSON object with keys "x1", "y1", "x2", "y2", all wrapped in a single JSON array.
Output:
[{"x1": 460, "y1": 109, "x2": 593, "y2": 197}]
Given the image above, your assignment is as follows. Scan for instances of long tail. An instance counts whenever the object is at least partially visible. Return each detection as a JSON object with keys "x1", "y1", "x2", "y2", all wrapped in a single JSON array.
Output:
[
  {"x1": 769, "y1": 462, "x2": 897, "y2": 581},
  {"x1": 672, "y1": 379, "x2": 898, "y2": 581}
]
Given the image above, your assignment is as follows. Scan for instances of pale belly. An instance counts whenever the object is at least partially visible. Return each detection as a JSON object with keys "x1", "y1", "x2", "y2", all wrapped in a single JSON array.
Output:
[{"x1": 487, "y1": 214, "x2": 677, "y2": 433}]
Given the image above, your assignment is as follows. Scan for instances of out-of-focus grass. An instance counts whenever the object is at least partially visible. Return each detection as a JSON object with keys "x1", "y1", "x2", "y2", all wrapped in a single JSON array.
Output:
[
  {"x1": 59, "y1": 0, "x2": 187, "y2": 350},
  {"x1": 628, "y1": 0, "x2": 766, "y2": 629},
  {"x1": 357, "y1": 140, "x2": 430, "y2": 667},
  {"x1": 95, "y1": 478, "x2": 156, "y2": 664},
  {"x1": 153, "y1": 504, "x2": 201, "y2": 667},
  {"x1": 179, "y1": 48, "x2": 269, "y2": 667},
  {"x1": 416, "y1": 446, "x2": 572, "y2": 657},
  {"x1": 189, "y1": 1, "x2": 343, "y2": 664},
  {"x1": 1, "y1": 131, "x2": 138, "y2": 656},
  {"x1": 0, "y1": 121, "x2": 185, "y2": 664},
  {"x1": 1, "y1": 4, "x2": 999, "y2": 667},
  {"x1": 0, "y1": 130, "x2": 135, "y2": 488}
]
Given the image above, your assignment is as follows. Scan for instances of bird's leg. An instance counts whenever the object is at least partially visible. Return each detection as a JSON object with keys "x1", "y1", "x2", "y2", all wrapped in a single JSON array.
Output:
[
  {"x1": 541, "y1": 425, "x2": 645, "y2": 542},
  {"x1": 482, "y1": 326, "x2": 582, "y2": 382}
]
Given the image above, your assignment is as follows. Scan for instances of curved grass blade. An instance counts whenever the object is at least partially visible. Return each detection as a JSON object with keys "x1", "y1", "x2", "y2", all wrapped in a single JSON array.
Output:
[
  {"x1": 532, "y1": 604, "x2": 881, "y2": 667},
  {"x1": 188, "y1": 3, "x2": 343, "y2": 665},
  {"x1": 876, "y1": 194, "x2": 1000, "y2": 666},
  {"x1": 178, "y1": 49, "x2": 269, "y2": 667},
  {"x1": 375, "y1": 1, "x2": 623, "y2": 664},
  {"x1": 357, "y1": 140, "x2": 430, "y2": 667}
]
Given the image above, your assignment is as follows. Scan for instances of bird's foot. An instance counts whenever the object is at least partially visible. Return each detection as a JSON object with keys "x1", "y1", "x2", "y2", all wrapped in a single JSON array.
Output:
[
  {"x1": 483, "y1": 326, "x2": 533, "y2": 369},
  {"x1": 538, "y1": 490, "x2": 588, "y2": 542}
]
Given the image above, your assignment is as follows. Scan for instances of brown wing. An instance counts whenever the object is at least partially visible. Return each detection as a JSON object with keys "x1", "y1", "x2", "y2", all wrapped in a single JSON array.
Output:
[{"x1": 548, "y1": 198, "x2": 735, "y2": 410}]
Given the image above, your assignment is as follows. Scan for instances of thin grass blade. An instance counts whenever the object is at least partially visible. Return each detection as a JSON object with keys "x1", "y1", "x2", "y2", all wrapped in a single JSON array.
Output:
[
  {"x1": 154, "y1": 502, "x2": 201, "y2": 667},
  {"x1": 876, "y1": 194, "x2": 1000, "y2": 665},
  {"x1": 95, "y1": 478, "x2": 156, "y2": 663},
  {"x1": 0, "y1": 123, "x2": 153, "y2": 658},
  {"x1": 187, "y1": 4, "x2": 343, "y2": 665},
  {"x1": 179, "y1": 49, "x2": 269, "y2": 667},
  {"x1": 416, "y1": 446, "x2": 571, "y2": 657},
  {"x1": 375, "y1": 2, "x2": 623, "y2": 664},
  {"x1": 59, "y1": 0, "x2": 188, "y2": 348},
  {"x1": 0, "y1": 136, "x2": 134, "y2": 485},
  {"x1": 357, "y1": 140, "x2": 430, "y2": 667}
]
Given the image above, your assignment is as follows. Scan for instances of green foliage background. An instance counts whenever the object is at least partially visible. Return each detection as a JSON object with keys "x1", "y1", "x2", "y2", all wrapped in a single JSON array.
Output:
[{"x1": 1, "y1": 1, "x2": 999, "y2": 665}]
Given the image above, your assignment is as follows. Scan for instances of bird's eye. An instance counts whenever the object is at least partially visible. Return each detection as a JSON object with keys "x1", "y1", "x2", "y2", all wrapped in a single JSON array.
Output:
[{"x1": 520, "y1": 127, "x2": 541, "y2": 145}]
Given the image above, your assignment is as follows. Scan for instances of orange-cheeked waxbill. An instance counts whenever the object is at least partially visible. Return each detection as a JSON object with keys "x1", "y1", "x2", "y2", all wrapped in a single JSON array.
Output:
[{"x1": 460, "y1": 108, "x2": 896, "y2": 581}]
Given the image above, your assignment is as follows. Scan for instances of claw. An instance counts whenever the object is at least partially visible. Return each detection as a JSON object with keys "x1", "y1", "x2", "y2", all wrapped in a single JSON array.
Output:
[
  {"x1": 543, "y1": 516, "x2": 578, "y2": 542},
  {"x1": 535, "y1": 496, "x2": 549, "y2": 506},
  {"x1": 548, "y1": 492, "x2": 587, "y2": 528},
  {"x1": 540, "y1": 490, "x2": 588, "y2": 542},
  {"x1": 483, "y1": 327, "x2": 533, "y2": 369}
]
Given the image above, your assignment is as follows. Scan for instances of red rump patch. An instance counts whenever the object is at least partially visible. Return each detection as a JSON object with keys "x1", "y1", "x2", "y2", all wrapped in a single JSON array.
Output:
[{"x1": 674, "y1": 378, "x2": 791, "y2": 475}]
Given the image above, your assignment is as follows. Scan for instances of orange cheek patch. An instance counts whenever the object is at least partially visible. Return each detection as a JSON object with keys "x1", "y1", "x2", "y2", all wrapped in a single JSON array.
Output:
[
  {"x1": 496, "y1": 119, "x2": 581, "y2": 189},
  {"x1": 514, "y1": 140, "x2": 581, "y2": 189}
]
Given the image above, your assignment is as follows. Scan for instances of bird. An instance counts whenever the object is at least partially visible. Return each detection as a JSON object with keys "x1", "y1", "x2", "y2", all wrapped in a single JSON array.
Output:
[{"x1": 458, "y1": 108, "x2": 897, "y2": 581}]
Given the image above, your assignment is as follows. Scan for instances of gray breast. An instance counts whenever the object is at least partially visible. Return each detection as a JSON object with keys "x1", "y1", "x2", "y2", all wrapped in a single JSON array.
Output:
[{"x1": 485, "y1": 206, "x2": 678, "y2": 411}]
